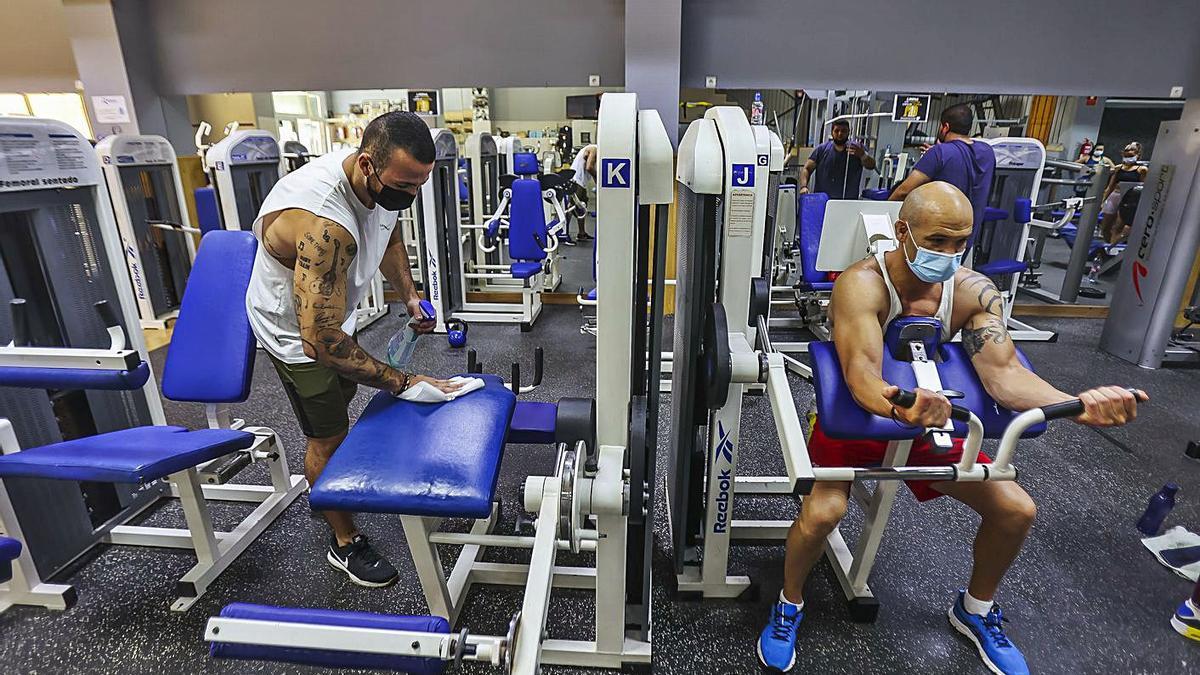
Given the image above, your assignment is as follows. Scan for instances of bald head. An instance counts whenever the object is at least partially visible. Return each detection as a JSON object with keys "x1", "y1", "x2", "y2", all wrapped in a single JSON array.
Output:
[{"x1": 896, "y1": 181, "x2": 974, "y2": 255}]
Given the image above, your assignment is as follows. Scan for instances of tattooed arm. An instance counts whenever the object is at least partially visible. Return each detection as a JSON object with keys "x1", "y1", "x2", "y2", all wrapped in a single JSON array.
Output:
[
  {"x1": 957, "y1": 272, "x2": 1073, "y2": 410},
  {"x1": 293, "y1": 215, "x2": 458, "y2": 394}
]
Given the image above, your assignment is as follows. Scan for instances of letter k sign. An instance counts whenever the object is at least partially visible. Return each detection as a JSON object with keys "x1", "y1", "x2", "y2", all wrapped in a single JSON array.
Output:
[{"x1": 601, "y1": 158, "x2": 631, "y2": 188}]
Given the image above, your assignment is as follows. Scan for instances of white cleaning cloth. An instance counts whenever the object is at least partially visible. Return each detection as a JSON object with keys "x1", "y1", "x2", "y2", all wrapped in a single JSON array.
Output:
[
  {"x1": 396, "y1": 376, "x2": 486, "y2": 403},
  {"x1": 1142, "y1": 526, "x2": 1200, "y2": 582}
]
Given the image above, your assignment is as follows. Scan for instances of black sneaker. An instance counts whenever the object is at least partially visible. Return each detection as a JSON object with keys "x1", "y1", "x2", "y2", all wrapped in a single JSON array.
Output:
[{"x1": 326, "y1": 534, "x2": 399, "y2": 587}]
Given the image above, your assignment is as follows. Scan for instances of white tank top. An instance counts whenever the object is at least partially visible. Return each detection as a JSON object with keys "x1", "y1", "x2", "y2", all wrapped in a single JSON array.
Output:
[
  {"x1": 874, "y1": 250, "x2": 954, "y2": 339},
  {"x1": 245, "y1": 148, "x2": 397, "y2": 363}
]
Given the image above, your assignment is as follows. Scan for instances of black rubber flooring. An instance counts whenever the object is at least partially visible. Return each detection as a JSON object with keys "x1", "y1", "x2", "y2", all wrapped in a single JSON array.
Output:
[{"x1": 0, "y1": 306, "x2": 1196, "y2": 674}]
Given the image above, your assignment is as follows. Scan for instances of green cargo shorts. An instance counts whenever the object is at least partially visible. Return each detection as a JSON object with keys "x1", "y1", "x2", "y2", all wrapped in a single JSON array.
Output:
[{"x1": 268, "y1": 354, "x2": 359, "y2": 439}]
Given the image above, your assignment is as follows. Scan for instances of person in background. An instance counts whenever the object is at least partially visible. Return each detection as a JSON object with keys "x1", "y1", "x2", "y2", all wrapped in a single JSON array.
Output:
[
  {"x1": 566, "y1": 144, "x2": 597, "y2": 242},
  {"x1": 889, "y1": 104, "x2": 996, "y2": 252},
  {"x1": 1074, "y1": 141, "x2": 1115, "y2": 198},
  {"x1": 1100, "y1": 142, "x2": 1147, "y2": 244},
  {"x1": 799, "y1": 119, "x2": 876, "y2": 199}
]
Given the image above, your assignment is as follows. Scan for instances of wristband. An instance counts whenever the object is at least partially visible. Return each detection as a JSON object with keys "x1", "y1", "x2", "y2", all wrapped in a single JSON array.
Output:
[{"x1": 398, "y1": 372, "x2": 412, "y2": 394}]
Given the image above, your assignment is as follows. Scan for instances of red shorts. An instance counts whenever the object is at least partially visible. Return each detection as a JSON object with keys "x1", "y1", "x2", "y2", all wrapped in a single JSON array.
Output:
[{"x1": 809, "y1": 419, "x2": 990, "y2": 502}]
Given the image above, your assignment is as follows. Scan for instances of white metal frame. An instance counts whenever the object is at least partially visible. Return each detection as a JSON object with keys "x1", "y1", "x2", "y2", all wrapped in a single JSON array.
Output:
[
  {"x1": 96, "y1": 134, "x2": 200, "y2": 330},
  {"x1": 204, "y1": 129, "x2": 281, "y2": 232}
]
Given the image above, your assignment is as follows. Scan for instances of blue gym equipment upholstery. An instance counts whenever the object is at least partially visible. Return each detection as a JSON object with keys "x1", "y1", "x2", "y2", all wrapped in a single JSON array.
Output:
[
  {"x1": 510, "y1": 262, "x2": 542, "y2": 279},
  {"x1": 1013, "y1": 197, "x2": 1032, "y2": 224},
  {"x1": 162, "y1": 231, "x2": 259, "y2": 403},
  {"x1": 0, "y1": 361, "x2": 150, "y2": 391},
  {"x1": 797, "y1": 192, "x2": 834, "y2": 292},
  {"x1": 983, "y1": 207, "x2": 1009, "y2": 222},
  {"x1": 975, "y1": 259, "x2": 1029, "y2": 276},
  {"x1": 506, "y1": 179, "x2": 549, "y2": 262},
  {"x1": 0, "y1": 426, "x2": 254, "y2": 484},
  {"x1": 194, "y1": 187, "x2": 222, "y2": 234},
  {"x1": 309, "y1": 375, "x2": 516, "y2": 518},
  {"x1": 862, "y1": 188, "x2": 890, "y2": 200},
  {"x1": 811, "y1": 319, "x2": 1045, "y2": 441},
  {"x1": 508, "y1": 401, "x2": 557, "y2": 444},
  {"x1": 512, "y1": 152, "x2": 539, "y2": 176},
  {"x1": 0, "y1": 536, "x2": 20, "y2": 584},
  {"x1": 211, "y1": 603, "x2": 449, "y2": 674}
]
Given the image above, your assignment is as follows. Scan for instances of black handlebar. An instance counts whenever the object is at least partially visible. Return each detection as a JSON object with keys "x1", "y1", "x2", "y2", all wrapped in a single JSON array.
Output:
[
  {"x1": 888, "y1": 388, "x2": 972, "y2": 423},
  {"x1": 1039, "y1": 388, "x2": 1146, "y2": 420},
  {"x1": 94, "y1": 300, "x2": 119, "y2": 328}
]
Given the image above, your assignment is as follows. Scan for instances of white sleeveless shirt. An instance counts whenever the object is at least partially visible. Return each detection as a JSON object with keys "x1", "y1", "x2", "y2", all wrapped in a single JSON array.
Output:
[
  {"x1": 245, "y1": 148, "x2": 398, "y2": 363},
  {"x1": 874, "y1": 250, "x2": 954, "y2": 338}
]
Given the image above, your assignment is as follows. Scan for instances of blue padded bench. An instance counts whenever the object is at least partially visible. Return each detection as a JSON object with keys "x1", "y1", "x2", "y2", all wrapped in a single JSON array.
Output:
[
  {"x1": 211, "y1": 602, "x2": 449, "y2": 674},
  {"x1": 310, "y1": 375, "x2": 517, "y2": 519},
  {"x1": 796, "y1": 192, "x2": 835, "y2": 292},
  {"x1": 508, "y1": 401, "x2": 557, "y2": 444},
  {"x1": 810, "y1": 319, "x2": 1046, "y2": 441},
  {"x1": 0, "y1": 362, "x2": 150, "y2": 392},
  {"x1": 0, "y1": 536, "x2": 20, "y2": 584}
]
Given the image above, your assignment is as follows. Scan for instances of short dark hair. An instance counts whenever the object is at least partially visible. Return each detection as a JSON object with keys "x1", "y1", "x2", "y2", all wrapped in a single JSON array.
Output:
[
  {"x1": 832, "y1": 119, "x2": 850, "y2": 129},
  {"x1": 360, "y1": 111, "x2": 436, "y2": 166},
  {"x1": 941, "y1": 104, "x2": 974, "y2": 135}
]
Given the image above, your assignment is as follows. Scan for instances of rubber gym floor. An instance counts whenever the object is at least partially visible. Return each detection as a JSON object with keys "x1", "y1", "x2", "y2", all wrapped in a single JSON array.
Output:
[{"x1": 0, "y1": 305, "x2": 1195, "y2": 674}]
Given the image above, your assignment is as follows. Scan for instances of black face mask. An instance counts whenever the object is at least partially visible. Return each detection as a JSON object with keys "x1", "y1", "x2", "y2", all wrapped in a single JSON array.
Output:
[{"x1": 366, "y1": 165, "x2": 416, "y2": 211}]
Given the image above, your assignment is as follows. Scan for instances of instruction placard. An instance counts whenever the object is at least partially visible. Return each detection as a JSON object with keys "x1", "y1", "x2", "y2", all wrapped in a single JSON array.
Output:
[
  {"x1": 92, "y1": 95, "x2": 131, "y2": 124},
  {"x1": 727, "y1": 188, "x2": 756, "y2": 237}
]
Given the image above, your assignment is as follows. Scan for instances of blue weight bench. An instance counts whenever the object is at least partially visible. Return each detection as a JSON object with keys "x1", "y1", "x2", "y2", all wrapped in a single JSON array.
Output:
[
  {"x1": 805, "y1": 316, "x2": 1044, "y2": 621},
  {"x1": 0, "y1": 230, "x2": 305, "y2": 614},
  {"x1": 0, "y1": 537, "x2": 20, "y2": 585}
]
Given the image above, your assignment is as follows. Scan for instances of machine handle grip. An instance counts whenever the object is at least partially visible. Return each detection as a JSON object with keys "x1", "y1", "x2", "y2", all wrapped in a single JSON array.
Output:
[
  {"x1": 94, "y1": 300, "x2": 119, "y2": 328},
  {"x1": 10, "y1": 299, "x2": 32, "y2": 347},
  {"x1": 531, "y1": 347, "x2": 543, "y2": 387},
  {"x1": 1039, "y1": 388, "x2": 1146, "y2": 421},
  {"x1": 888, "y1": 388, "x2": 972, "y2": 423}
]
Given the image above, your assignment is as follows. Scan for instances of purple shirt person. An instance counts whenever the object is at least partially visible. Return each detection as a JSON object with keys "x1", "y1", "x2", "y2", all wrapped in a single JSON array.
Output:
[
  {"x1": 891, "y1": 104, "x2": 996, "y2": 238},
  {"x1": 800, "y1": 119, "x2": 876, "y2": 200}
]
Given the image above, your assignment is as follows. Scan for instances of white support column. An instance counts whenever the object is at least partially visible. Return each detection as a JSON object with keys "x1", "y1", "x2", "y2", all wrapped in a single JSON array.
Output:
[{"x1": 62, "y1": 0, "x2": 140, "y2": 140}]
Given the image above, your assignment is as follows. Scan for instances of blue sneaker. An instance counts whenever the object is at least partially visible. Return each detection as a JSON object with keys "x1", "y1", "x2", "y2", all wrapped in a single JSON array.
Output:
[
  {"x1": 1172, "y1": 598, "x2": 1200, "y2": 641},
  {"x1": 947, "y1": 591, "x2": 1029, "y2": 675},
  {"x1": 756, "y1": 598, "x2": 803, "y2": 672}
]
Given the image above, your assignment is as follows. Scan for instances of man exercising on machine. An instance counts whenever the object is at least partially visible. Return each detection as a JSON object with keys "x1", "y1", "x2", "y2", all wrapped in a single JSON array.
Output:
[
  {"x1": 757, "y1": 182, "x2": 1144, "y2": 674},
  {"x1": 246, "y1": 111, "x2": 463, "y2": 588}
]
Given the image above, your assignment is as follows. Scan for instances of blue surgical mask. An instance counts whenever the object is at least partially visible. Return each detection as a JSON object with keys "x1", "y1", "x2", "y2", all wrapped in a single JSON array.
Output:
[{"x1": 902, "y1": 235, "x2": 961, "y2": 283}]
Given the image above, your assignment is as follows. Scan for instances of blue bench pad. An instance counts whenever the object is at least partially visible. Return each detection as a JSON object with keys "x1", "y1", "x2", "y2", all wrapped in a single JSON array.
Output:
[
  {"x1": 511, "y1": 262, "x2": 542, "y2": 279},
  {"x1": 0, "y1": 536, "x2": 19, "y2": 584},
  {"x1": 0, "y1": 426, "x2": 254, "y2": 483},
  {"x1": 0, "y1": 361, "x2": 150, "y2": 392},
  {"x1": 310, "y1": 375, "x2": 516, "y2": 518},
  {"x1": 509, "y1": 401, "x2": 556, "y2": 444},
  {"x1": 976, "y1": 259, "x2": 1028, "y2": 276},
  {"x1": 812, "y1": 341, "x2": 1045, "y2": 440},
  {"x1": 211, "y1": 603, "x2": 448, "y2": 674}
]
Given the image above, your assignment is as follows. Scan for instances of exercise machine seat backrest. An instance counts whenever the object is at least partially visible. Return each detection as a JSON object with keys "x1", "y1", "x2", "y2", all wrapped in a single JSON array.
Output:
[
  {"x1": 0, "y1": 536, "x2": 20, "y2": 583},
  {"x1": 797, "y1": 192, "x2": 834, "y2": 290},
  {"x1": 211, "y1": 602, "x2": 449, "y2": 674},
  {"x1": 309, "y1": 375, "x2": 516, "y2": 518},
  {"x1": 810, "y1": 317, "x2": 1046, "y2": 441},
  {"x1": 162, "y1": 231, "x2": 258, "y2": 403},
  {"x1": 194, "y1": 187, "x2": 222, "y2": 234},
  {"x1": 507, "y1": 152, "x2": 550, "y2": 262}
]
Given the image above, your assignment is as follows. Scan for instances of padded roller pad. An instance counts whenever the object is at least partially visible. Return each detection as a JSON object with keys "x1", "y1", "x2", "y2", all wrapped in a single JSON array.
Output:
[
  {"x1": 510, "y1": 262, "x2": 542, "y2": 279},
  {"x1": 976, "y1": 259, "x2": 1028, "y2": 276},
  {"x1": 0, "y1": 536, "x2": 20, "y2": 584},
  {"x1": 508, "y1": 401, "x2": 556, "y2": 444},
  {"x1": 310, "y1": 375, "x2": 516, "y2": 518},
  {"x1": 982, "y1": 206, "x2": 1010, "y2": 222},
  {"x1": 211, "y1": 602, "x2": 449, "y2": 674},
  {"x1": 795, "y1": 281, "x2": 834, "y2": 292},
  {"x1": 811, "y1": 342, "x2": 1045, "y2": 440},
  {"x1": 0, "y1": 361, "x2": 150, "y2": 392},
  {"x1": 0, "y1": 426, "x2": 254, "y2": 483}
]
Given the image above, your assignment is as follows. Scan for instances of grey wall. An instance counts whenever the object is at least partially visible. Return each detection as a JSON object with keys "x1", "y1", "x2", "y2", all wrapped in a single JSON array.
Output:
[
  {"x1": 625, "y1": 0, "x2": 682, "y2": 144},
  {"x1": 491, "y1": 87, "x2": 619, "y2": 121},
  {"x1": 681, "y1": 0, "x2": 1200, "y2": 97},
  {"x1": 120, "y1": 0, "x2": 624, "y2": 95}
]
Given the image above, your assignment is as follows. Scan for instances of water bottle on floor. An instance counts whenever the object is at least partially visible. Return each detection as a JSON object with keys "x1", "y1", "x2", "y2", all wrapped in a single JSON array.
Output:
[
  {"x1": 1137, "y1": 483, "x2": 1179, "y2": 536},
  {"x1": 387, "y1": 300, "x2": 436, "y2": 370}
]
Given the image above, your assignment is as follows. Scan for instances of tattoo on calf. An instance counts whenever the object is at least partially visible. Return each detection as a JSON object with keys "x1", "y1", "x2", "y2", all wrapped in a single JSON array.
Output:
[{"x1": 962, "y1": 318, "x2": 1010, "y2": 357}]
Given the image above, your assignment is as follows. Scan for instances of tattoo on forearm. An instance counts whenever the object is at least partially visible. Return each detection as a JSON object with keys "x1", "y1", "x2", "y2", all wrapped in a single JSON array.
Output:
[
  {"x1": 962, "y1": 317, "x2": 1010, "y2": 357},
  {"x1": 311, "y1": 327, "x2": 404, "y2": 392}
]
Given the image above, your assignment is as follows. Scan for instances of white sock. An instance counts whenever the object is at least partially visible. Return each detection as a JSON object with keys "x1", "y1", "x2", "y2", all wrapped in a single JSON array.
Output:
[
  {"x1": 779, "y1": 590, "x2": 804, "y2": 610},
  {"x1": 962, "y1": 591, "x2": 994, "y2": 617}
]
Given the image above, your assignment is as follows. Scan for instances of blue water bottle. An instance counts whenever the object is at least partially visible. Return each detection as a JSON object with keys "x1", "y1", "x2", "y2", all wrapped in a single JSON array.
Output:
[
  {"x1": 386, "y1": 300, "x2": 436, "y2": 370},
  {"x1": 1137, "y1": 483, "x2": 1179, "y2": 536}
]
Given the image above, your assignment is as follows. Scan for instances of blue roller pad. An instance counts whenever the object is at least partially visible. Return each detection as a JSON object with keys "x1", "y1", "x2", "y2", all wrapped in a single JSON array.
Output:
[
  {"x1": 163, "y1": 231, "x2": 258, "y2": 404},
  {"x1": 0, "y1": 536, "x2": 20, "y2": 584},
  {"x1": 211, "y1": 602, "x2": 449, "y2": 674},
  {"x1": 812, "y1": 341, "x2": 1045, "y2": 441},
  {"x1": 797, "y1": 193, "x2": 830, "y2": 285},
  {"x1": 976, "y1": 259, "x2": 1028, "y2": 276},
  {"x1": 506, "y1": 179, "x2": 548, "y2": 262},
  {"x1": 982, "y1": 206, "x2": 1010, "y2": 222},
  {"x1": 310, "y1": 375, "x2": 516, "y2": 518},
  {"x1": 0, "y1": 361, "x2": 150, "y2": 392},
  {"x1": 861, "y1": 187, "x2": 890, "y2": 200},
  {"x1": 510, "y1": 262, "x2": 542, "y2": 279},
  {"x1": 508, "y1": 401, "x2": 556, "y2": 444},
  {"x1": 1014, "y1": 197, "x2": 1032, "y2": 224},
  {"x1": 0, "y1": 426, "x2": 254, "y2": 484}
]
